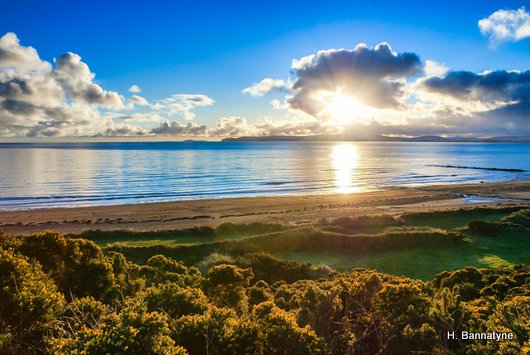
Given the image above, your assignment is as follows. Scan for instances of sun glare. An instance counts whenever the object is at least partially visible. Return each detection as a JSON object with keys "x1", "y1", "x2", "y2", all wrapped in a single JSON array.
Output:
[
  {"x1": 324, "y1": 94, "x2": 369, "y2": 124},
  {"x1": 331, "y1": 143, "x2": 360, "y2": 193}
]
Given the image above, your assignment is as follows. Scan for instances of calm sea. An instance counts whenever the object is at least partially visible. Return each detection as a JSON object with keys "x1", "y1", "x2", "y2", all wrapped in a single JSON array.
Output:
[{"x1": 0, "y1": 141, "x2": 529, "y2": 210}]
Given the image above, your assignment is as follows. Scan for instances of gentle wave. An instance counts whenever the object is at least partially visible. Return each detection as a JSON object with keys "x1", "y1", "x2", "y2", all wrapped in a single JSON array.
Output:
[{"x1": 0, "y1": 141, "x2": 529, "y2": 210}]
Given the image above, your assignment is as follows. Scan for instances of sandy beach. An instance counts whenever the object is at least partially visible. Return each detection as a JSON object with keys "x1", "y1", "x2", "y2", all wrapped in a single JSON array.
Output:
[{"x1": 1, "y1": 180, "x2": 529, "y2": 235}]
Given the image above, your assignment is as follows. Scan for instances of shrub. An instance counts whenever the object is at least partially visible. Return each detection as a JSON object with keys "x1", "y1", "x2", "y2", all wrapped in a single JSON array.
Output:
[
  {"x1": 141, "y1": 283, "x2": 209, "y2": 318},
  {"x1": 0, "y1": 248, "x2": 64, "y2": 353},
  {"x1": 48, "y1": 299, "x2": 179, "y2": 354},
  {"x1": 16, "y1": 231, "x2": 116, "y2": 299}
]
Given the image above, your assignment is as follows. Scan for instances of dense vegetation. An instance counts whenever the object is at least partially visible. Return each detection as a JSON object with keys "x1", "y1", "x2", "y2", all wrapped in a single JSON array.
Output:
[{"x1": 1, "y1": 224, "x2": 529, "y2": 354}]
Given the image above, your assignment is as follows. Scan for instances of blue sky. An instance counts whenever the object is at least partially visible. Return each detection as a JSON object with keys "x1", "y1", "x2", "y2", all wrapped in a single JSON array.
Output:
[{"x1": 1, "y1": 0, "x2": 530, "y2": 139}]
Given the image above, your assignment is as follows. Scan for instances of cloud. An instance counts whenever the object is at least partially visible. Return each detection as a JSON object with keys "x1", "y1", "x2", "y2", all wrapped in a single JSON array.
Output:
[
  {"x1": 151, "y1": 121, "x2": 208, "y2": 136},
  {"x1": 288, "y1": 43, "x2": 422, "y2": 116},
  {"x1": 270, "y1": 99, "x2": 288, "y2": 110},
  {"x1": 0, "y1": 33, "x2": 129, "y2": 137},
  {"x1": 479, "y1": 7, "x2": 530, "y2": 45},
  {"x1": 0, "y1": 74, "x2": 64, "y2": 113},
  {"x1": 423, "y1": 60, "x2": 448, "y2": 77},
  {"x1": 129, "y1": 94, "x2": 149, "y2": 106},
  {"x1": 0, "y1": 32, "x2": 50, "y2": 71},
  {"x1": 209, "y1": 116, "x2": 250, "y2": 136},
  {"x1": 128, "y1": 84, "x2": 141, "y2": 93},
  {"x1": 0, "y1": 33, "x2": 220, "y2": 137},
  {"x1": 152, "y1": 94, "x2": 214, "y2": 120},
  {"x1": 54, "y1": 52, "x2": 123, "y2": 108},
  {"x1": 15, "y1": 104, "x2": 112, "y2": 138},
  {"x1": 253, "y1": 117, "x2": 340, "y2": 136},
  {"x1": 149, "y1": 116, "x2": 332, "y2": 138},
  {"x1": 95, "y1": 123, "x2": 149, "y2": 137},
  {"x1": 2, "y1": 33, "x2": 530, "y2": 139},
  {"x1": 420, "y1": 69, "x2": 530, "y2": 103},
  {"x1": 118, "y1": 112, "x2": 162, "y2": 123},
  {"x1": 246, "y1": 41, "x2": 530, "y2": 139},
  {"x1": 204, "y1": 116, "x2": 342, "y2": 138},
  {"x1": 242, "y1": 78, "x2": 287, "y2": 96}
]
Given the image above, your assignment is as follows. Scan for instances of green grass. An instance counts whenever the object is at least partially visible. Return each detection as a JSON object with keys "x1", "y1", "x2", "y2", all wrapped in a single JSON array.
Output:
[
  {"x1": 93, "y1": 206, "x2": 529, "y2": 280},
  {"x1": 273, "y1": 237, "x2": 516, "y2": 280},
  {"x1": 275, "y1": 247, "x2": 482, "y2": 280},
  {"x1": 81, "y1": 222, "x2": 286, "y2": 247},
  {"x1": 400, "y1": 207, "x2": 519, "y2": 230},
  {"x1": 275, "y1": 208, "x2": 530, "y2": 279},
  {"x1": 478, "y1": 255, "x2": 512, "y2": 268}
]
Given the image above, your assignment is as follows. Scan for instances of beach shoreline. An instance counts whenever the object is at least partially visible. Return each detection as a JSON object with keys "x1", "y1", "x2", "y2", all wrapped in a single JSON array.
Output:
[{"x1": 0, "y1": 180, "x2": 528, "y2": 235}]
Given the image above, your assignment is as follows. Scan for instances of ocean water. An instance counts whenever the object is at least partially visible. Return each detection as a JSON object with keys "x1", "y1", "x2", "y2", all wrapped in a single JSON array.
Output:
[{"x1": 0, "y1": 141, "x2": 529, "y2": 210}]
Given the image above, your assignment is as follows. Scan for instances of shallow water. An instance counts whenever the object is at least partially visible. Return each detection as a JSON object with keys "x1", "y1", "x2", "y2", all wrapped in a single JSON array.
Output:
[{"x1": 0, "y1": 141, "x2": 529, "y2": 210}]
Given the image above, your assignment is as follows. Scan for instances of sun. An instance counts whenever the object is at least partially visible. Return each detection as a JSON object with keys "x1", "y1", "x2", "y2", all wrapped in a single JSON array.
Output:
[{"x1": 323, "y1": 93, "x2": 370, "y2": 124}]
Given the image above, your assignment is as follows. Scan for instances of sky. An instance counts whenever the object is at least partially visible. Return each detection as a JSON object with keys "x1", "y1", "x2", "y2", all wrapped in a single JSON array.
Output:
[{"x1": 1, "y1": 0, "x2": 530, "y2": 140}]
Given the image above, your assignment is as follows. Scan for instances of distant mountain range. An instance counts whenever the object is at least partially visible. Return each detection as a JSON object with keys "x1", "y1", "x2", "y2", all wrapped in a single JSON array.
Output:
[{"x1": 222, "y1": 135, "x2": 530, "y2": 143}]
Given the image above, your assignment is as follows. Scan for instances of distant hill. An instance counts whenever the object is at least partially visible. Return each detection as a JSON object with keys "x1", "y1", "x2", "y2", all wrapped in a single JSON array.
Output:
[{"x1": 222, "y1": 134, "x2": 530, "y2": 143}]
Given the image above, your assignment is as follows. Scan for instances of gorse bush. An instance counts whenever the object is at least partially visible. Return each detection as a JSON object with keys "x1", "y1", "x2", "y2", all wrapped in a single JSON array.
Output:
[
  {"x1": 0, "y1": 248, "x2": 64, "y2": 353},
  {"x1": 11, "y1": 231, "x2": 118, "y2": 299},
  {"x1": 0, "y1": 230, "x2": 528, "y2": 354}
]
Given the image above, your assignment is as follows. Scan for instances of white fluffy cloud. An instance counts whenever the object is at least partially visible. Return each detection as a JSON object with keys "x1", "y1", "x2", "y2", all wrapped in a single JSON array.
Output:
[
  {"x1": 96, "y1": 123, "x2": 149, "y2": 137},
  {"x1": 152, "y1": 94, "x2": 214, "y2": 120},
  {"x1": 423, "y1": 60, "x2": 448, "y2": 77},
  {"x1": 209, "y1": 116, "x2": 250, "y2": 136},
  {"x1": 479, "y1": 7, "x2": 530, "y2": 45},
  {"x1": 119, "y1": 112, "x2": 162, "y2": 123},
  {"x1": 54, "y1": 52, "x2": 124, "y2": 108},
  {"x1": 151, "y1": 121, "x2": 208, "y2": 136},
  {"x1": 0, "y1": 33, "x2": 123, "y2": 137},
  {"x1": 0, "y1": 32, "x2": 216, "y2": 138},
  {"x1": 129, "y1": 94, "x2": 149, "y2": 106},
  {"x1": 0, "y1": 32, "x2": 50, "y2": 71},
  {"x1": 253, "y1": 117, "x2": 339, "y2": 136},
  {"x1": 242, "y1": 78, "x2": 287, "y2": 96},
  {"x1": 128, "y1": 84, "x2": 141, "y2": 93}
]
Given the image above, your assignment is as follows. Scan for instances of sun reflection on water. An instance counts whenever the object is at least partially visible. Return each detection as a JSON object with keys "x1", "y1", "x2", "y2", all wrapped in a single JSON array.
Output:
[{"x1": 331, "y1": 143, "x2": 360, "y2": 193}]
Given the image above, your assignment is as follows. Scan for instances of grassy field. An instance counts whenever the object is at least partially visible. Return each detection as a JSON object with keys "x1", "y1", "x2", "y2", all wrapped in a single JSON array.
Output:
[
  {"x1": 82, "y1": 206, "x2": 530, "y2": 280},
  {"x1": 274, "y1": 238, "x2": 522, "y2": 280},
  {"x1": 79, "y1": 222, "x2": 287, "y2": 247},
  {"x1": 275, "y1": 207, "x2": 529, "y2": 279}
]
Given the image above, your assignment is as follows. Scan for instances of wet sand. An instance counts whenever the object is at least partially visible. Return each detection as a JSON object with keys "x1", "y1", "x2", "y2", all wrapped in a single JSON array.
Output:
[{"x1": 0, "y1": 181, "x2": 529, "y2": 235}]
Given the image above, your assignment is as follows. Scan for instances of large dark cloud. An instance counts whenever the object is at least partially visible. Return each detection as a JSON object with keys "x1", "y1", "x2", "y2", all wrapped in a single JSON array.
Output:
[
  {"x1": 288, "y1": 43, "x2": 422, "y2": 116},
  {"x1": 421, "y1": 70, "x2": 530, "y2": 102}
]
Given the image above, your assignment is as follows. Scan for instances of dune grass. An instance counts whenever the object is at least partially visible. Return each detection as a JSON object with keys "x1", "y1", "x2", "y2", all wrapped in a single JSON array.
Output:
[
  {"x1": 80, "y1": 222, "x2": 286, "y2": 247},
  {"x1": 276, "y1": 208, "x2": 530, "y2": 279},
  {"x1": 90, "y1": 206, "x2": 529, "y2": 280},
  {"x1": 400, "y1": 207, "x2": 520, "y2": 230}
]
